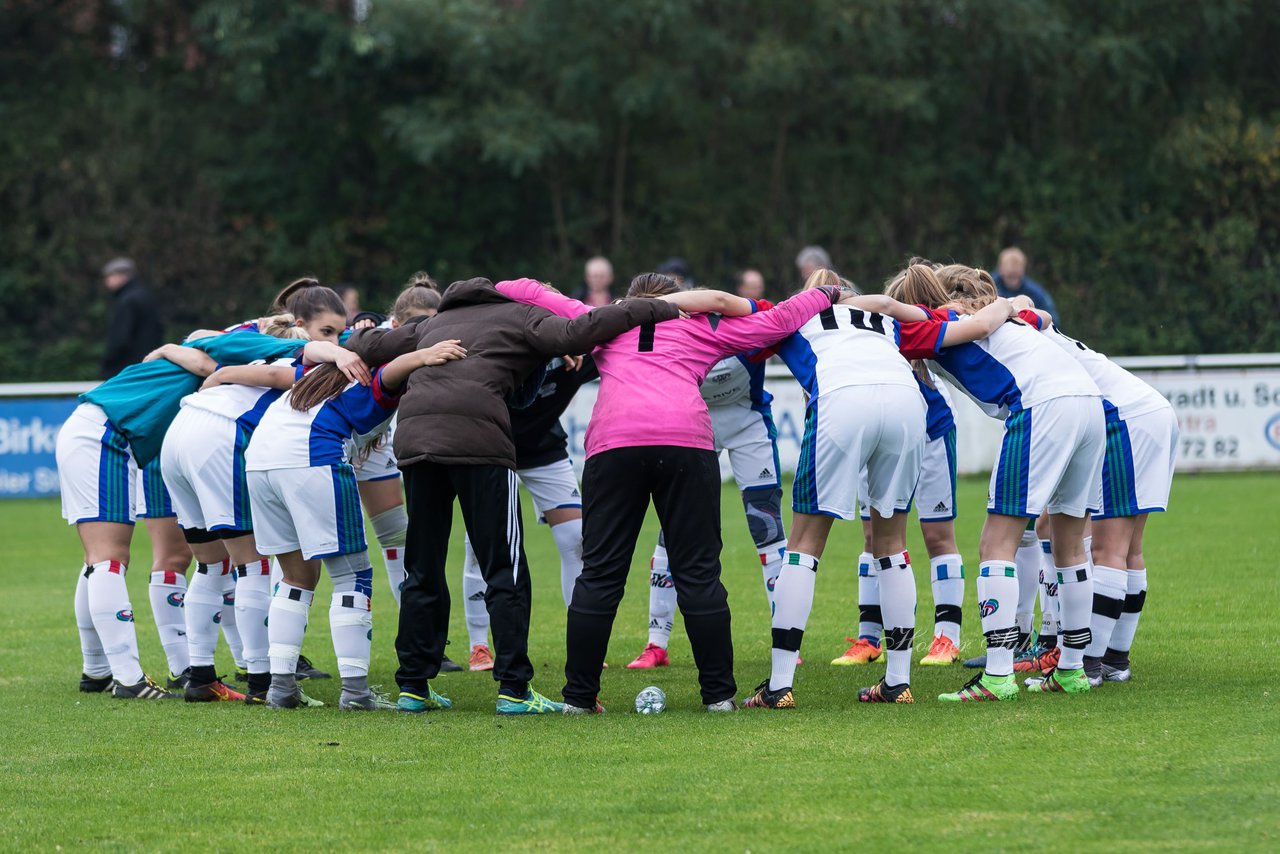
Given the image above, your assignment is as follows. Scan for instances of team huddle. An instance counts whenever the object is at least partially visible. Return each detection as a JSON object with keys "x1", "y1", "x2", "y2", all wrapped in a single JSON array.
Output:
[{"x1": 56, "y1": 260, "x2": 1176, "y2": 713}]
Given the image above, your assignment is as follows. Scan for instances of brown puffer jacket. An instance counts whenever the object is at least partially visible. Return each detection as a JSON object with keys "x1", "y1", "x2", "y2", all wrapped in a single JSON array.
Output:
[{"x1": 346, "y1": 277, "x2": 679, "y2": 469}]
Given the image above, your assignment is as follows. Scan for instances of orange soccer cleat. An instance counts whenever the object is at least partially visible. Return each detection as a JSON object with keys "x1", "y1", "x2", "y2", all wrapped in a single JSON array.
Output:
[
  {"x1": 830, "y1": 637, "x2": 882, "y2": 666},
  {"x1": 919, "y1": 634, "x2": 960, "y2": 666},
  {"x1": 468, "y1": 644, "x2": 495, "y2": 672}
]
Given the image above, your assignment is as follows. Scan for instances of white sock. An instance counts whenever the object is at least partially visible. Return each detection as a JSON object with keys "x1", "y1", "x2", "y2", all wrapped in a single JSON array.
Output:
[
  {"x1": 269, "y1": 558, "x2": 283, "y2": 590},
  {"x1": 1055, "y1": 562, "x2": 1093, "y2": 671},
  {"x1": 1085, "y1": 565, "x2": 1127, "y2": 659},
  {"x1": 461, "y1": 536, "x2": 490, "y2": 648},
  {"x1": 1039, "y1": 539, "x2": 1061, "y2": 645},
  {"x1": 147, "y1": 570, "x2": 188, "y2": 676},
  {"x1": 218, "y1": 565, "x2": 245, "y2": 669},
  {"x1": 876, "y1": 552, "x2": 916, "y2": 687},
  {"x1": 1108, "y1": 569, "x2": 1148, "y2": 655},
  {"x1": 648, "y1": 543, "x2": 675, "y2": 648},
  {"x1": 330, "y1": 577, "x2": 373, "y2": 679},
  {"x1": 75, "y1": 568, "x2": 110, "y2": 678},
  {"x1": 268, "y1": 582, "x2": 313, "y2": 676},
  {"x1": 769, "y1": 552, "x2": 818, "y2": 691},
  {"x1": 758, "y1": 539, "x2": 786, "y2": 609},
  {"x1": 382, "y1": 547, "x2": 406, "y2": 608},
  {"x1": 550, "y1": 519, "x2": 584, "y2": 608},
  {"x1": 856, "y1": 551, "x2": 881, "y2": 642},
  {"x1": 1015, "y1": 531, "x2": 1040, "y2": 636},
  {"x1": 978, "y1": 560, "x2": 1019, "y2": 677},
  {"x1": 184, "y1": 562, "x2": 228, "y2": 668},
  {"x1": 235, "y1": 560, "x2": 272, "y2": 675},
  {"x1": 86, "y1": 560, "x2": 143, "y2": 685},
  {"x1": 929, "y1": 553, "x2": 964, "y2": 644}
]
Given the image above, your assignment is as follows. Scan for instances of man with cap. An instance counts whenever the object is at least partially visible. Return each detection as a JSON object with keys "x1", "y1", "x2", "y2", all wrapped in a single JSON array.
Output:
[{"x1": 100, "y1": 257, "x2": 164, "y2": 379}]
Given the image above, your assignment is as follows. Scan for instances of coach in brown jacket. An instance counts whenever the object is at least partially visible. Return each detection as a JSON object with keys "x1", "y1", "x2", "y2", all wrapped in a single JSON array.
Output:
[{"x1": 346, "y1": 277, "x2": 678, "y2": 711}]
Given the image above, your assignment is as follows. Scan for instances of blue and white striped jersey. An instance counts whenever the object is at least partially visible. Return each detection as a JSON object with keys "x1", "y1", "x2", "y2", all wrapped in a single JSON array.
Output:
[
  {"x1": 929, "y1": 315, "x2": 1100, "y2": 420},
  {"x1": 244, "y1": 367, "x2": 402, "y2": 471},
  {"x1": 699, "y1": 355, "x2": 773, "y2": 410},
  {"x1": 1040, "y1": 325, "x2": 1170, "y2": 421},
  {"x1": 918, "y1": 370, "x2": 957, "y2": 441},
  {"x1": 180, "y1": 358, "x2": 304, "y2": 431}
]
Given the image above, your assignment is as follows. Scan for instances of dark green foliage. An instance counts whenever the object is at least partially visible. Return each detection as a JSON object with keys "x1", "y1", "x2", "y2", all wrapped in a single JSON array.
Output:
[{"x1": 2, "y1": 0, "x2": 1277, "y2": 380}]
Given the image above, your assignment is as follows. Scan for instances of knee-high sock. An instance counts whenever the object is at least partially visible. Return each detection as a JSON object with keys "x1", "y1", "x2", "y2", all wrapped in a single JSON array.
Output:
[
  {"x1": 770, "y1": 552, "x2": 818, "y2": 691},
  {"x1": 370, "y1": 506, "x2": 408, "y2": 608},
  {"x1": 1015, "y1": 531, "x2": 1040, "y2": 638},
  {"x1": 1039, "y1": 539, "x2": 1061, "y2": 647},
  {"x1": 268, "y1": 582, "x2": 313, "y2": 676},
  {"x1": 1106, "y1": 568, "x2": 1148, "y2": 664},
  {"x1": 218, "y1": 565, "x2": 245, "y2": 668},
  {"x1": 978, "y1": 561, "x2": 1019, "y2": 677},
  {"x1": 147, "y1": 570, "x2": 188, "y2": 676},
  {"x1": 75, "y1": 568, "x2": 110, "y2": 678},
  {"x1": 877, "y1": 551, "x2": 917, "y2": 687},
  {"x1": 856, "y1": 552, "x2": 881, "y2": 642},
  {"x1": 330, "y1": 568, "x2": 374, "y2": 682},
  {"x1": 1085, "y1": 565, "x2": 1126, "y2": 660},
  {"x1": 550, "y1": 519, "x2": 584, "y2": 609},
  {"x1": 184, "y1": 562, "x2": 229, "y2": 668},
  {"x1": 235, "y1": 560, "x2": 272, "y2": 676},
  {"x1": 269, "y1": 558, "x2": 283, "y2": 590},
  {"x1": 648, "y1": 543, "x2": 676, "y2": 648},
  {"x1": 758, "y1": 539, "x2": 786, "y2": 609},
  {"x1": 1055, "y1": 562, "x2": 1093, "y2": 671},
  {"x1": 461, "y1": 535, "x2": 490, "y2": 647},
  {"x1": 929, "y1": 553, "x2": 964, "y2": 644},
  {"x1": 85, "y1": 560, "x2": 143, "y2": 685}
]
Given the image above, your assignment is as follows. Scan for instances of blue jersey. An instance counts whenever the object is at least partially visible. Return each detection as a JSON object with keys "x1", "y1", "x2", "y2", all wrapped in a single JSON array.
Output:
[
  {"x1": 245, "y1": 367, "x2": 402, "y2": 470},
  {"x1": 79, "y1": 332, "x2": 307, "y2": 467},
  {"x1": 699, "y1": 355, "x2": 773, "y2": 411}
]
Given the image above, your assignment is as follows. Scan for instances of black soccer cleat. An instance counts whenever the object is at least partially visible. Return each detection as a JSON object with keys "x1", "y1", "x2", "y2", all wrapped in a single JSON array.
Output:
[
  {"x1": 79, "y1": 673, "x2": 113, "y2": 693},
  {"x1": 295, "y1": 654, "x2": 331, "y2": 680},
  {"x1": 112, "y1": 674, "x2": 180, "y2": 700},
  {"x1": 741, "y1": 679, "x2": 796, "y2": 709},
  {"x1": 440, "y1": 654, "x2": 464, "y2": 673},
  {"x1": 167, "y1": 667, "x2": 191, "y2": 690},
  {"x1": 858, "y1": 678, "x2": 914, "y2": 704}
]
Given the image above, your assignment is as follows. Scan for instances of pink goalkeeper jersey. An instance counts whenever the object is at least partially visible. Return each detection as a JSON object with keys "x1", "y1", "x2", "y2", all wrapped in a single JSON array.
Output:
[{"x1": 497, "y1": 279, "x2": 837, "y2": 458}]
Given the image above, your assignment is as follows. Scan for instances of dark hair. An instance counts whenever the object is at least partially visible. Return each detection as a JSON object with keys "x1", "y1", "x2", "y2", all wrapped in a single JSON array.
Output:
[
  {"x1": 404, "y1": 270, "x2": 438, "y2": 290},
  {"x1": 286, "y1": 285, "x2": 347, "y2": 323},
  {"x1": 391, "y1": 285, "x2": 441, "y2": 321},
  {"x1": 626, "y1": 272, "x2": 679, "y2": 298},
  {"x1": 289, "y1": 363, "x2": 351, "y2": 412}
]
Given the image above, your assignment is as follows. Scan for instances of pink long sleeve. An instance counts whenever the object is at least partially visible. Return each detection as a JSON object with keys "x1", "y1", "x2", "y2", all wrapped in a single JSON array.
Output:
[
  {"x1": 701, "y1": 287, "x2": 838, "y2": 357},
  {"x1": 496, "y1": 279, "x2": 590, "y2": 319}
]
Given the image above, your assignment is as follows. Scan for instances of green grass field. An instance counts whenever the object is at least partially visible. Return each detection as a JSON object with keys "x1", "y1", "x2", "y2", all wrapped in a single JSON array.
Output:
[{"x1": 2, "y1": 473, "x2": 1277, "y2": 850}]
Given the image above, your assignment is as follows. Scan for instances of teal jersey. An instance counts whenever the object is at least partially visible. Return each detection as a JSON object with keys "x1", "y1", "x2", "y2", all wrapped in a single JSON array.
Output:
[{"x1": 80, "y1": 332, "x2": 306, "y2": 467}]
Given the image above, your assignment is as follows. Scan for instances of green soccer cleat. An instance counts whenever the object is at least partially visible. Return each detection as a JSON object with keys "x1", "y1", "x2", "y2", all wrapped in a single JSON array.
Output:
[
  {"x1": 938, "y1": 672, "x2": 1018, "y2": 703},
  {"x1": 397, "y1": 686, "x2": 452, "y2": 713},
  {"x1": 496, "y1": 687, "x2": 565, "y2": 715},
  {"x1": 1025, "y1": 667, "x2": 1091, "y2": 694}
]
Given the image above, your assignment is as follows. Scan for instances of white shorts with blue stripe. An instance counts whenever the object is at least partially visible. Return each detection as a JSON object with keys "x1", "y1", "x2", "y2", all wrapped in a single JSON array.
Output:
[
  {"x1": 1094, "y1": 403, "x2": 1178, "y2": 519},
  {"x1": 711, "y1": 399, "x2": 781, "y2": 491},
  {"x1": 160, "y1": 406, "x2": 251, "y2": 532},
  {"x1": 55, "y1": 403, "x2": 139, "y2": 526},
  {"x1": 861, "y1": 427, "x2": 958, "y2": 522},
  {"x1": 247, "y1": 464, "x2": 367, "y2": 559},
  {"x1": 987, "y1": 395, "x2": 1106, "y2": 518}
]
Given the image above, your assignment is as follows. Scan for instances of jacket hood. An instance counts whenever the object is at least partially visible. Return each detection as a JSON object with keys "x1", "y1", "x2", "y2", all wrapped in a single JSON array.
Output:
[{"x1": 438, "y1": 277, "x2": 512, "y2": 311}]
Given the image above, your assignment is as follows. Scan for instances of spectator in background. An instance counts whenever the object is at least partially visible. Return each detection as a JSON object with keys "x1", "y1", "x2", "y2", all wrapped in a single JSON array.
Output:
[
  {"x1": 735, "y1": 268, "x2": 766, "y2": 300},
  {"x1": 100, "y1": 256, "x2": 163, "y2": 379},
  {"x1": 992, "y1": 247, "x2": 1060, "y2": 325},
  {"x1": 795, "y1": 246, "x2": 832, "y2": 281},
  {"x1": 572, "y1": 256, "x2": 615, "y2": 307},
  {"x1": 335, "y1": 284, "x2": 361, "y2": 323},
  {"x1": 656, "y1": 257, "x2": 693, "y2": 289}
]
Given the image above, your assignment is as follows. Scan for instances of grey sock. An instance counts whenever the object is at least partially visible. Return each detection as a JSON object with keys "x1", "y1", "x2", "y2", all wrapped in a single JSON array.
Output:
[
  {"x1": 340, "y1": 675, "x2": 369, "y2": 699},
  {"x1": 268, "y1": 672, "x2": 298, "y2": 700}
]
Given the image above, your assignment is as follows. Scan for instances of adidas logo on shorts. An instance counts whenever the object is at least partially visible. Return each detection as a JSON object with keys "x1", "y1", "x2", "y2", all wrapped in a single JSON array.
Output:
[
  {"x1": 933, "y1": 501, "x2": 948, "y2": 513},
  {"x1": 759, "y1": 468, "x2": 772, "y2": 478}
]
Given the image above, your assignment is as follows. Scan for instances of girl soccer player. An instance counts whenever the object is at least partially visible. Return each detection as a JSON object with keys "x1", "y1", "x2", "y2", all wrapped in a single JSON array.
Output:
[
  {"x1": 1012, "y1": 301, "x2": 1178, "y2": 685},
  {"x1": 242, "y1": 338, "x2": 466, "y2": 710},
  {"x1": 744, "y1": 267, "x2": 1016, "y2": 708},
  {"x1": 56, "y1": 325, "x2": 332, "y2": 699},
  {"x1": 892, "y1": 264, "x2": 1107, "y2": 700},
  {"x1": 498, "y1": 274, "x2": 844, "y2": 712}
]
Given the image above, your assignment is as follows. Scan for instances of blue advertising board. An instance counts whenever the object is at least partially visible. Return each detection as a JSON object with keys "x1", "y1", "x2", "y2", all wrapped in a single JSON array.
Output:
[{"x1": 0, "y1": 397, "x2": 80, "y2": 498}]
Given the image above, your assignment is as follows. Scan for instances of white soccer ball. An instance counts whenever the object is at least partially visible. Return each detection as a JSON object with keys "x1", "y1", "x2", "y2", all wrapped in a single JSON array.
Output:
[{"x1": 635, "y1": 685, "x2": 666, "y2": 714}]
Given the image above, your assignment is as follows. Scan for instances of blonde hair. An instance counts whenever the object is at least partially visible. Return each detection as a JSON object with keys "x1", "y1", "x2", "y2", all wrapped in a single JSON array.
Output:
[
  {"x1": 260, "y1": 313, "x2": 311, "y2": 340},
  {"x1": 885, "y1": 263, "x2": 949, "y2": 307},
  {"x1": 391, "y1": 285, "x2": 440, "y2": 322},
  {"x1": 802, "y1": 268, "x2": 857, "y2": 293},
  {"x1": 934, "y1": 264, "x2": 998, "y2": 312}
]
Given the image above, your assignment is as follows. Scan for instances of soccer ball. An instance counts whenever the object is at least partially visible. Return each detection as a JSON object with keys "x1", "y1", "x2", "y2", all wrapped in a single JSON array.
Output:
[{"x1": 635, "y1": 685, "x2": 666, "y2": 714}]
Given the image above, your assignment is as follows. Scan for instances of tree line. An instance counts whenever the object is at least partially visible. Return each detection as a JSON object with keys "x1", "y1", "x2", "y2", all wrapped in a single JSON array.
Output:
[{"x1": 2, "y1": 0, "x2": 1278, "y2": 381}]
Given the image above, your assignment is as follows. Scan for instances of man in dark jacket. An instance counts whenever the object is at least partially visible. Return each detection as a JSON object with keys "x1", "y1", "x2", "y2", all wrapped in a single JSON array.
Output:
[
  {"x1": 991, "y1": 246, "x2": 1060, "y2": 326},
  {"x1": 100, "y1": 257, "x2": 163, "y2": 379},
  {"x1": 345, "y1": 277, "x2": 678, "y2": 714}
]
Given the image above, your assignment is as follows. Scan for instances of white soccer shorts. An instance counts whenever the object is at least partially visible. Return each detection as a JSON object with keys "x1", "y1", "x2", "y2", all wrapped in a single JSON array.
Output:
[
  {"x1": 793, "y1": 384, "x2": 926, "y2": 521},
  {"x1": 160, "y1": 406, "x2": 250, "y2": 532},
  {"x1": 710, "y1": 399, "x2": 781, "y2": 491},
  {"x1": 517, "y1": 457, "x2": 582, "y2": 522},
  {"x1": 861, "y1": 427, "x2": 957, "y2": 523},
  {"x1": 56, "y1": 403, "x2": 139, "y2": 526},
  {"x1": 354, "y1": 434, "x2": 400, "y2": 482},
  {"x1": 987, "y1": 395, "x2": 1106, "y2": 518},
  {"x1": 247, "y1": 464, "x2": 367, "y2": 559},
  {"x1": 1094, "y1": 403, "x2": 1179, "y2": 519}
]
